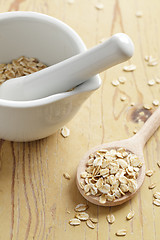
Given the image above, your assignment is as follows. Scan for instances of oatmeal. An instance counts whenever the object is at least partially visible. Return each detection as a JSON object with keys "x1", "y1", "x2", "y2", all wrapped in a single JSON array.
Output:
[
  {"x1": 79, "y1": 148, "x2": 143, "y2": 204},
  {"x1": 0, "y1": 56, "x2": 47, "y2": 83}
]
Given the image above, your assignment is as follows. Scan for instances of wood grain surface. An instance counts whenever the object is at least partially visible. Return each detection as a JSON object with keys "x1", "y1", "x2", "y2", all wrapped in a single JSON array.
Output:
[{"x1": 0, "y1": 0, "x2": 160, "y2": 239}]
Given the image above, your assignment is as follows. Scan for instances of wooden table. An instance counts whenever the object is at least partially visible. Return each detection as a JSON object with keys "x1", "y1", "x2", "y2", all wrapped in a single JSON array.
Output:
[{"x1": 0, "y1": 0, "x2": 160, "y2": 239}]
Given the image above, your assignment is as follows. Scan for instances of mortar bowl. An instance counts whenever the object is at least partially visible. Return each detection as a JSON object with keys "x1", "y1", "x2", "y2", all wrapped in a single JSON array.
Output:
[{"x1": 0, "y1": 11, "x2": 101, "y2": 141}]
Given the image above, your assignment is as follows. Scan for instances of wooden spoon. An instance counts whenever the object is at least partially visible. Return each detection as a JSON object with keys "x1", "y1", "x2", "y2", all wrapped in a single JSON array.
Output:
[{"x1": 77, "y1": 106, "x2": 160, "y2": 206}]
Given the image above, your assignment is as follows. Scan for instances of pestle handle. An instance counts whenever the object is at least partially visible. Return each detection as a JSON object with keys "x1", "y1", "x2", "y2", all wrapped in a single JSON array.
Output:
[{"x1": 0, "y1": 33, "x2": 134, "y2": 101}]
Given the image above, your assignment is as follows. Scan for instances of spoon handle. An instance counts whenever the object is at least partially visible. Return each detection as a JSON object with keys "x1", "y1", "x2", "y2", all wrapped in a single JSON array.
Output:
[{"x1": 133, "y1": 106, "x2": 160, "y2": 148}]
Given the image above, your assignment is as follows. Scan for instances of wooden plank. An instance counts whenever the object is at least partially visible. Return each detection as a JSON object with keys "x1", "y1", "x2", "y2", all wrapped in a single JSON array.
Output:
[{"x1": 0, "y1": 0, "x2": 160, "y2": 239}]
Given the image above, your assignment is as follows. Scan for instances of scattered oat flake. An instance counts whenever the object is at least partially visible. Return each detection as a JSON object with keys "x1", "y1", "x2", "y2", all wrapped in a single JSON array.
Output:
[
  {"x1": 155, "y1": 77, "x2": 160, "y2": 84},
  {"x1": 67, "y1": 210, "x2": 71, "y2": 214},
  {"x1": 145, "y1": 55, "x2": 156, "y2": 63},
  {"x1": 133, "y1": 129, "x2": 138, "y2": 134},
  {"x1": 111, "y1": 79, "x2": 119, "y2": 86},
  {"x1": 116, "y1": 229, "x2": 127, "y2": 236},
  {"x1": 146, "y1": 169, "x2": 154, "y2": 177},
  {"x1": 130, "y1": 102, "x2": 135, "y2": 106},
  {"x1": 145, "y1": 56, "x2": 149, "y2": 61},
  {"x1": 148, "y1": 79, "x2": 155, "y2": 86},
  {"x1": 69, "y1": 218, "x2": 81, "y2": 226},
  {"x1": 143, "y1": 104, "x2": 152, "y2": 110},
  {"x1": 61, "y1": 126, "x2": 70, "y2": 138},
  {"x1": 152, "y1": 100, "x2": 159, "y2": 106},
  {"x1": 63, "y1": 172, "x2": 71, "y2": 180},
  {"x1": 118, "y1": 76, "x2": 126, "y2": 84},
  {"x1": 126, "y1": 210, "x2": 134, "y2": 220},
  {"x1": 90, "y1": 217, "x2": 98, "y2": 223},
  {"x1": 148, "y1": 183, "x2": 156, "y2": 189},
  {"x1": 153, "y1": 199, "x2": 160, "y2": 207},
  {"x1": 153, "y1": 192, "x2": 160, "y2": 200},
  {"x1": 75, "y1": 212, "x2": 89, "y2": 221},
  {"x1": 157, "y1": 161, "x2": 160, "y2": 168},
  {"x1": 123, "y1": 64, "x2": 136, "y2": 72},
  {"x1": 148, "y1": 60, "x2": 158, "y2": 66},
  {"x1": 74, "y1": 203, "x2": 88, "y2": 212},
  {"x1": 95, "y1": 3, "x2": 104, "y2": 10},
  {"x1": 67, "y1": 0, "x2": 74, "y2": 3},
  {"x1": 107, "y1": 214, "x2": 115, "y2": 224},
  {"x1": 136, "y1": 11, "x2": 143, "y2": 17},
  {"x1": 86, "y1": 219, "x2": 95, "y2": 229},
  {"x1": 120, "y1": 96, "x2": 126, "y2": 101}
]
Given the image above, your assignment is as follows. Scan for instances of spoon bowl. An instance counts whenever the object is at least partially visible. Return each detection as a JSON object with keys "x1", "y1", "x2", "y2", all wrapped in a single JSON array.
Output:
[
  {"x1": 77, "y1": 106, "x2": 160, "y2": 206},
  {"x1": 77, "y1": 137, "x2": 145, "y2": 206}
]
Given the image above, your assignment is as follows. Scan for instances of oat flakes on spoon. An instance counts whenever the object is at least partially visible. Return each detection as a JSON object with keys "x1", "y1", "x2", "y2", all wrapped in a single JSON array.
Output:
[{"x1": 77, "y1": 107, "x2": 160, "y2": 206}]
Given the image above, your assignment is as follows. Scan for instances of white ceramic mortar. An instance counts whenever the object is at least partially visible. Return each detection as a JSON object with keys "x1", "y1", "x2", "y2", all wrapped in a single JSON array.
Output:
[{"x1": 0, "y1": 11, "x2": 101, "y2": 141}]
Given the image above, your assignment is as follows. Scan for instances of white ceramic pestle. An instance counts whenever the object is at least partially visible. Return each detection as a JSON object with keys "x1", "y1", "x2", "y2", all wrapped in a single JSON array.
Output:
[{"x1": 0, "y1": 33, "x2": 134, "y2": 101}]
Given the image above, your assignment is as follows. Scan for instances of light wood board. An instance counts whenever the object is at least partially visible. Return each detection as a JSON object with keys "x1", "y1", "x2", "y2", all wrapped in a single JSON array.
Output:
[{"x1": 0, "y1": 0, "x2": 160, "y2": 239}]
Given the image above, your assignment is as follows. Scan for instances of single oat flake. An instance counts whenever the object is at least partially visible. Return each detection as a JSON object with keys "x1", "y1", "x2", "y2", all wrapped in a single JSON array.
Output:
[
  {"x1": 145, "y1": 56, "x2": 158, "y2": 66},
  {"x1": 63, "y1": 172, "x2": 71, "y2": 180},
  {"x1": 157, "y1": 162, "x2": 160, "y2": 168},
  {"x1": 145, "y1": 56, "x2": 150, "y2": 61},
  {"x1": 148, "y1": 79, "x2": 155, "y2": 86},
  {"x1": 69, "y1": 218, "x2": 81, "y2": 226},
  {"x1": 95, "y1": 3, "x2": 104, "y2": 10},
  {"x1": 111, "y1": 79, "x2": 119, "y2": 86},
  {"x1": 126, "y1": 210, "x2": 135, "y2": 220},
  {"x1": 148, "y1": 60, "x2": 158, "y2": 66},
  {"x1": 60, "y1": 126, "x2": 70, "y2": 138},
  {"x1": 143, "y1": 104, "x2": 152, "y2": 110},
  {"x1": 153, "y1": 192, "x2": 160, "y2": 200},
  {"x1": 155, "y1": 77, "x2": 160, "y2": 84},
  {"x1": 133, "y1": 129, "x2": 138, "y2": 134},
  {"x1": 130, "y1": 102, "x2": 135, "y2": 106},
  {"x1": 118, "y1": 76, "x2": 126, "y2": 84},
  {"x1": 107, "y1": 214, "x2": 115, "y2": 224},
  {"x1": 146, "y1": 169, "x2": 154, "y2": 177},
  {"x1": 86, "y1": 219, "x2": 95, "y2": 229},
  {"x1": 123, "y1": 64, "x2": 136, "y2": 72},
  {"x1": 120, "y1": 96, "x2": 126, "y2": 101},
  {"x1": 148, "y1": 183, "x2": 156, "y2": 190},
  {"x1": 153, "y1": 199, "x2": 160, "y2": 207},
  {"x1": 67, "y1": 0, "x2": 74, "y2": 4},
  {"x1": 116, "y1": 229, "x2": 127, "y2": 236},
  {"x1": 74, "y1": 203, "x2": 88, "y2": 212},
  {"x1": 152, "y1": 100, "x2": 159, "y2": 106},
  {"x1": 75, "y1": 212, "x2": 89, "y2": 221},
  {"x1": 136, "y1": 11, "x2": 143, "y2": 17},
  {"x1": 90, "y1": 217, "x2": 98, "y2": 223}
]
